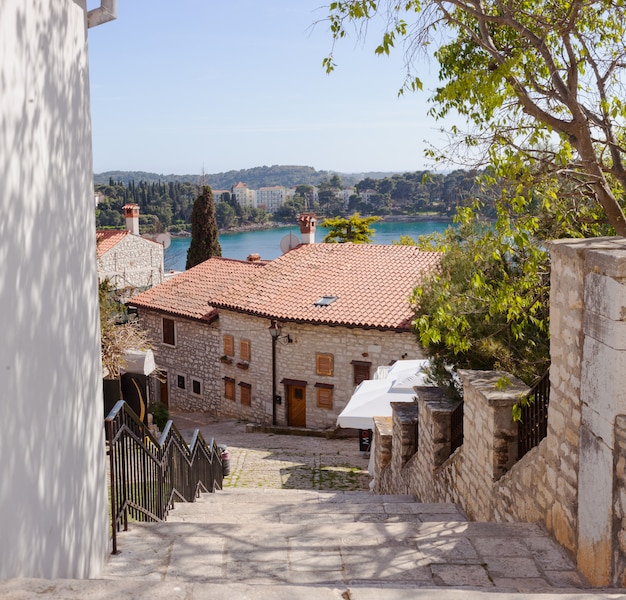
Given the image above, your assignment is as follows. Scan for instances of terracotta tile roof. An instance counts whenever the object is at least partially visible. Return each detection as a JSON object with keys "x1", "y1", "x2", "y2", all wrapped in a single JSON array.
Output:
[
  {"x1": 96, "y1": 230, "x2": 129, "y2": 258},
  {"x1": 211, "y1": 243, "x2": 441, "y2": 331},
  {"x1": 129, "y1": 257, "x2": 267, "y2": 322}
]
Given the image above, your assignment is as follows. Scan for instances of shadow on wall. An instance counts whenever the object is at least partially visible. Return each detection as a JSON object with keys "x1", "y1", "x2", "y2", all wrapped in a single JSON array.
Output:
[{"x1": 0, "y1": 0, "x2": 108, "y2": 579}]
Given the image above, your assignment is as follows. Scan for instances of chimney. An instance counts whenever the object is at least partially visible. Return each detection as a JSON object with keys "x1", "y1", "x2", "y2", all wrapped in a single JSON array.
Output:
[
  {"x1": 122, "y1": 203, "x2": 140, "y2": 235},
  {"x1": 298, "y1": 213, "x2": 317, "y2": 244},
  {"x1": 246, "y1": 253, "x2": 261, "y2": 262}
]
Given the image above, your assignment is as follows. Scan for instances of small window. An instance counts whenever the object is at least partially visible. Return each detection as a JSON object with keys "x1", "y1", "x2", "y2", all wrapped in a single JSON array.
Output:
[
  {"x1": 224, "y1": 377, "x2": 235, "y2": 400},
  {"x1": 240, "y1": 339, "x2": 251, "y2": 361},
  {"x1": 315, "y1": 383, "x2": 333, "y2": 409},
  {"x1": 352, "y1": 361, "x2": 372, "y2": 385},
  {"x1": 313, "y1": 295, "x2": 338, "y2": 307},
  {"x1": 177, "y1": 375, "x2": 186, "y2": 390},
  {"x1": 223, "y1": 334, "x2": 235, "y2": 356},
  {"x1": 163, "y1": 318, "x2": 175, "y2": 345},
  {"x1": 316, "y1": 353, "x2": 334, "y2": 377},
  {"x1": 239, "y1": 382, "x2": 252, "y2": 406},
  {"x1": 192, "y1": 378, "x2": 202, "y2": 396}
]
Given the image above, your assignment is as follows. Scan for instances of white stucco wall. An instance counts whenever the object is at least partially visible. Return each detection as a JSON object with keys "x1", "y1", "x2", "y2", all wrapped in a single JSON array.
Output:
[{"x1": 0, "y1": 0, "x2": 108, "y2": 578}]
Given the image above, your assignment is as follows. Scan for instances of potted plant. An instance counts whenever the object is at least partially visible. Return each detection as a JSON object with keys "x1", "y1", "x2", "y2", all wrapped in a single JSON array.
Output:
[
  {"x1": 237, "y1": 361, "x2": 249, "y2": 370},
  {"x1": 220, "y1": 355, "x2": 233, "y2": 365}
]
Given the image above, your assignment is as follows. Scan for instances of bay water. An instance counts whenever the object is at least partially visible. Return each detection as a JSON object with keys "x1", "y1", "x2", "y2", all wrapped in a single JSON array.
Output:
[{"x1": 164, "y1": 219, "x2": 450, "y2": 272}]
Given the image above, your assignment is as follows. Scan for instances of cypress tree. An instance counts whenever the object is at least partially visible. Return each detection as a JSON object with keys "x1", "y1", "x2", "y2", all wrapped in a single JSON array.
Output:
[{"x1": 186, "y1": 186, "x2": 222, "y2": 269}]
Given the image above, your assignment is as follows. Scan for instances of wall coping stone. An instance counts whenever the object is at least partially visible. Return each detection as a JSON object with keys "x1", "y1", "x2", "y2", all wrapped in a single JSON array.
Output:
[
  {"x1": 458, "y1": 370, "x2": 529, "y2": 407},
  {"x1": 373, "y1": 416, "x2": 392, "y2": 436},
  {"x1": 391, "y1": 402, "x2": 418, "y2": 423},
  {"x1": 415, "y1": 385, "x2": 459, "y2": 413}
]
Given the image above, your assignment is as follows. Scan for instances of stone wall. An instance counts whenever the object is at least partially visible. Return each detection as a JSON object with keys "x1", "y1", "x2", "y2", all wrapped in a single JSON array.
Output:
[
  {"x1": 218, "y1": 312, "x2": 424, "y2": 429},
  {"x1": 373, "y1": 237, "x2": 626, "y2": 587},
  {"x1": 98, "y1": 234, "x2": 164, "y2": 294},
  {"x1": 139, "y1": 306, "x2": 424, "y2": 428},
  {"x1": 139, "y1": 310, "x2": 221, "y2": 413}
]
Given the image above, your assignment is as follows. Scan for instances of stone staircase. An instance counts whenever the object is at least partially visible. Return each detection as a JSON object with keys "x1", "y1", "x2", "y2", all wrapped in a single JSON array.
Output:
[{"x1": 2, "y1": 489, "x2": 620, "y2": 599}]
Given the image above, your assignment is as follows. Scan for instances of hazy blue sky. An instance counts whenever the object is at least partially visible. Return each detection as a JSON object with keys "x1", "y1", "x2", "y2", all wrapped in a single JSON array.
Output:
[{"x1": 87, "y1": 1, "x2": 452, "y2": 175}]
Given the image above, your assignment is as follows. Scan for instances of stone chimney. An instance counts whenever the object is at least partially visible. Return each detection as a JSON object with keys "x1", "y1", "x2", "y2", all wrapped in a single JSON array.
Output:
[
  {"x1": 298, "y1": 213, "x2": 317, "y2": 244},
  {"x1": 122, "y1": 203, "x2": 140, "y2": 235}
]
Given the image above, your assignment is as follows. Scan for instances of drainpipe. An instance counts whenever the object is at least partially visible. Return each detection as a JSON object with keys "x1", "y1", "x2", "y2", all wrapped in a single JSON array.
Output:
[{"x1": 88, "y1": 0, "x2": 117, "y2": 28}]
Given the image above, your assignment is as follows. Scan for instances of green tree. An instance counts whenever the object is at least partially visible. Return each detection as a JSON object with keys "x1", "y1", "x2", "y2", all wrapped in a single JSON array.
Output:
[
  {"x1": 186, "y1": 186, "x2": 222, "y2": 269},
  {"x1": 325, "y1": 0, "x2": 626, "y2": 235},
  {"x1": 322, "y1": 212, "x2": 381, "y2": 243}
]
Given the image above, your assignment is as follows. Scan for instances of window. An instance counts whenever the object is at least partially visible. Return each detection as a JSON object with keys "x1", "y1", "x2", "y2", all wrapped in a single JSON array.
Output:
[
  {"x1": 192, "y1": 378, "x2": 202, "y2": 396},
  {"x1": 163, "y1": 318, "x2": 175, "y2": 346},
  {"x1": 224, "y1": 377, "x2": 235, "y2": 400},
  {"x1": 177, "y1": 375, "x2": 186, "y2": 390},
  {"x1": 240, "y1": 339, "x2": 251, "y2": 361},
  {"x1": 223, "y1": 334, "x2": 235, "y2": 356},
  {"x1": 313, "y1": 295, "x2": 338, "y2": 307},
  {"x1": 315, "y1": 383, "x2": 334, "y2": 409},
  {"x1": 352, "y1": 360, "x2": 372, "y2": 385},
  {"x1": 316, "y1": 353, "x2": 334, "y2": 377},
  {"x1": 239, "y1": 382, "x2": 252, "y2": 406}
]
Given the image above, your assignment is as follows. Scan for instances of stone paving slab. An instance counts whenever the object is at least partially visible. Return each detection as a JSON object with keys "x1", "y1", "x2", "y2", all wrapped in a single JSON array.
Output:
[{"x1": 3, "y1": 416, "x2": 626, "y2": 599}]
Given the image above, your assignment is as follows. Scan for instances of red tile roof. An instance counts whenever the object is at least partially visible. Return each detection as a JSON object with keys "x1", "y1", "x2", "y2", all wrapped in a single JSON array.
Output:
[
  {"x1": 96, "y1": 230, "x2": 129, "y2": 258},
  {"x1": 211, "y1": 243, "x2": 440, "y2": 331},
  {"x1": 129, "y1": 257, "x2": 267, "y2": 322}
]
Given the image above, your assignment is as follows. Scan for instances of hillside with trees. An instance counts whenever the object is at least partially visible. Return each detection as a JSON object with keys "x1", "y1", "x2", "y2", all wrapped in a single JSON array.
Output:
[{"x1": 94, "y1": 168, "x2": 483, "y2": 233}]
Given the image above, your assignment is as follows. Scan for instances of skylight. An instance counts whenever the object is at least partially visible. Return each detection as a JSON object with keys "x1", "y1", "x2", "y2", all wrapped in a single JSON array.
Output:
[{"x1": 313, "y1": 296, "x2": 338, "y2": 307}]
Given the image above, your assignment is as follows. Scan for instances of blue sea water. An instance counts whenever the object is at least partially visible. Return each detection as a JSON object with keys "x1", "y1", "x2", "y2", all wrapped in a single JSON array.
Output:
[{"x1": 164, "y1": 219, "x2": 451, "y2": 272}]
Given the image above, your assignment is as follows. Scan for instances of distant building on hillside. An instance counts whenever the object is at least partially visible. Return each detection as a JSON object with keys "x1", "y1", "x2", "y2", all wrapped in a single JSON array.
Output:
[{"x1": 232, "y1": 182, "x2": 256, "y2": 209}]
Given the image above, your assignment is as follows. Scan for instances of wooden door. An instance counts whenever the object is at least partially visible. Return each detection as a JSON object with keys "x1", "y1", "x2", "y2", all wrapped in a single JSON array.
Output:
[
  {"x1": 287, "y1": 385, "x2": 306, "y2": 427},
  {"x1": 159, "y1": 372, "x2": 169, "y2": 408}
]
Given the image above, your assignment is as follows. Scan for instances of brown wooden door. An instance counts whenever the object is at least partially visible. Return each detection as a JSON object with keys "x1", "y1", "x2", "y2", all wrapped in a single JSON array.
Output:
[
  {"x1": 159, "y1": 373, "x2": 169, "y2": 408},
  {"x1": 287, "y1": 385, "x2": 306, "y2": 427}
]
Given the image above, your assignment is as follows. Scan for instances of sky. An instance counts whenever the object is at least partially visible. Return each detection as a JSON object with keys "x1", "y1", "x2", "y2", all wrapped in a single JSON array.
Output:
[{"x1": 87, "y1": 1, "x2": 454, "y2": 176}]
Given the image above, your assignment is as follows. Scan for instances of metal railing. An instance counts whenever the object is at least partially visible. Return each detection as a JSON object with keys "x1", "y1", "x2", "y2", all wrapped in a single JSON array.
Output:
[
  {"x1": 517, "y1": 370, "x2": 550, "y2": 459},
  {"x1": 105, "y1": 400, "x2": 222, "y2": 554}
]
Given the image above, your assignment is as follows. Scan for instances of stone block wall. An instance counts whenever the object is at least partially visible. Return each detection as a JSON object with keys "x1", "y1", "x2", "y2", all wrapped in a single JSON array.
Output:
[
  {"x1": 218, "y1": 312, "x2": 424, "y2": 429},
  {"x1": 98, "y1": 234, "x2": 164, "y2": 294},
  {"x1": 139, "y1": 307, "x2": 424, "y2": 428},
  {"x1": 373, "y1": 237, "x2": 626, "y2": 587},
  {"x1": 139, "y1": 310, "x2": 221, "y2": 413}
]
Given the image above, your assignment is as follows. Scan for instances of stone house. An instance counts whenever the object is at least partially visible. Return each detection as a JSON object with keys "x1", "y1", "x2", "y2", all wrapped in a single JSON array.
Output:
[
  {"x1": 130, "y1": 216, "x2": 440, "y2": 428},
  {"x1": 96, "y1": 204, "x2": 164, "y2": 297}
]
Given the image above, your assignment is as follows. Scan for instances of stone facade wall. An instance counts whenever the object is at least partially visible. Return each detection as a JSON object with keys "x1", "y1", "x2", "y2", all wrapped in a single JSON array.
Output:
[
  {"x1": 373, "y1": 237, "x2": 626, "y2": 587},
  {"x1": 218, "y1": 312, "x2": 424, "y2": 429},
  {"x1": 139, "y1": 310, "x2": 221, "y2": 413},
  {"x1": 98, "y1": 234, "x2": 164, "y2": 294},
  {"x1": 139, "y1": 306, "x2": 424, "y2": 428}
]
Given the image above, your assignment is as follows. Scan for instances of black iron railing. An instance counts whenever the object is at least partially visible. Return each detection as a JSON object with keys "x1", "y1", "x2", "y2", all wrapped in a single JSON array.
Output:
[
  {"x1": 450, "y1": 401, "x2": 464, "y2": 455},
  {"x1": 517, "y1": 370, "x2": 550, "y2": 459},
  {"x1": 105, "y1": 400, "x2": 222, "y2": 554}
]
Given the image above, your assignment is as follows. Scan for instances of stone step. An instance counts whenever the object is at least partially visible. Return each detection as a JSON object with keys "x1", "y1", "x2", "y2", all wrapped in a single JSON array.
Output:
[
  {"x1": 166, "y1": 489, "x2": 467, "y2": 525},
  {"x1": 0, "y1": 579, "x2": 620, "y2": 600},
  {"x1": 100, "y1": 489, "x2": 588, "y2": 593}
]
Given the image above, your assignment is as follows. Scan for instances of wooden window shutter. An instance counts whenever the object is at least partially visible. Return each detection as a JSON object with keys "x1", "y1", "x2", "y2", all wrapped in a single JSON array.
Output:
[
  {"x1": 223, "y1": 334, "x2": 235, "y2": 356},
  {"x1": 316, "y1": 353, "x2": 334, "y2": 377},
  {"x1": 240, "y1": 339, "x2": 251, "y2": 361},
  {"x1": 163, "y1": 318, "x2": 175, "y2": 345},
  {"x1": 352, "y1": 361, "x2": 371, "y2": 385},
  {"x1": 224, "y1": 377, "x2": 235, "y2": 400},
  {"x1": 315, "y1": 384, "x2": 333, "y2": 409},
  {"x1": 239, "y1": 382, "x2": 252, "y2": 406}
]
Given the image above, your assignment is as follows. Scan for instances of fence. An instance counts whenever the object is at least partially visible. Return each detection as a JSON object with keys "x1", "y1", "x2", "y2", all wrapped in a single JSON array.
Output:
[{"x1": 105, "y1": 400, "x2": 223, "y2": 553}]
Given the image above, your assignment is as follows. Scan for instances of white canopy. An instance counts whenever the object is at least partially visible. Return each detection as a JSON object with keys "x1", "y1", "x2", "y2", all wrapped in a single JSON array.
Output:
[{"x1": 337, "y1": 360, "x2": 431, "y2": 430}]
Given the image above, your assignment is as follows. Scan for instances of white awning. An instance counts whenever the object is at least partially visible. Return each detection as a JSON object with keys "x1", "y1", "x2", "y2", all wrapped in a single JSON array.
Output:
[
  {"x1": 337, "y1": 360, "x2": 431, "y2": 430},
  {"x1": 120, "y1": 349, "x2": 156, "y2": 375}
]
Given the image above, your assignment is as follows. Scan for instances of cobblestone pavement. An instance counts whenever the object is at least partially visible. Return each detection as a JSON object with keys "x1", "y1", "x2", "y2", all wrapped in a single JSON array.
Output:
[{"x1": 170, "y1": 412, "x2": 372, "y2": 491}]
